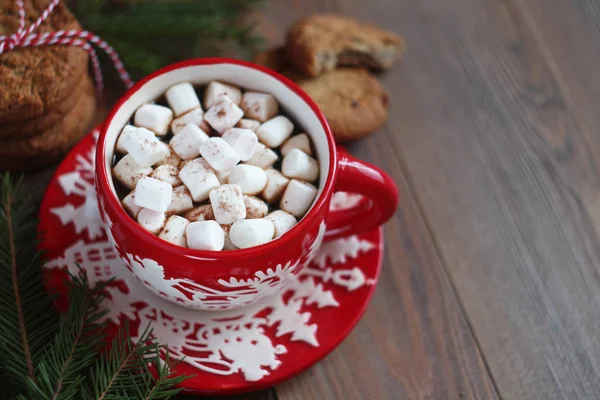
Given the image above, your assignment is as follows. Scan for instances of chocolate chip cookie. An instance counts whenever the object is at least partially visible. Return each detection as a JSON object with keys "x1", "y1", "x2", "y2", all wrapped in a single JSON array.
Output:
[
  {"x1": 286, "y1": 14, "x2": 405, "y2": 77},
  {"x1": 255, "y1": 48, "x2": 388, "y2": 141}
]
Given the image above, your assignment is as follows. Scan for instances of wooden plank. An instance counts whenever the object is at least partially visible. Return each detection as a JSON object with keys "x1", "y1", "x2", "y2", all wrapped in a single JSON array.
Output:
[
  {"x1": 257, "y1": 2, "x2": 500, "y2": 399},
  {"x1": 275, "y1": 137, "x2": 499, "y2": 400},
  {"x1": 515, "y1": 0, "x2": 600, "y2": 241},
  {"x1": 514, "y1": 0, "x2": 600, "y2": 170},
  {"x1": 336, "y1": 0, "x2": 600, "y2": 398}
]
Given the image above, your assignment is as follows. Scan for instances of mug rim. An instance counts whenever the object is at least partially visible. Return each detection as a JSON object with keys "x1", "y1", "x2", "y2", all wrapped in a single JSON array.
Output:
[{"x1": 96, "y1": 57, "x2": 337, "y2": 259}]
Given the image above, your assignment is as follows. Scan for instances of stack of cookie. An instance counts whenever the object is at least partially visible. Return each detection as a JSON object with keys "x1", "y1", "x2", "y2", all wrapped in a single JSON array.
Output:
[
  {"x1": 0, "y1": 0, "x2": 96, "y2": 171},
  {"x1": 256, "y1": 14, "x2": 405, "y2": 142}
]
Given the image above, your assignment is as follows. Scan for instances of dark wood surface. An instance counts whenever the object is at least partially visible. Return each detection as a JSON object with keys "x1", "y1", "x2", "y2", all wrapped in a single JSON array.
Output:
[{"x1": 24, "y1": 0, "x2": 600, "y2": 398}]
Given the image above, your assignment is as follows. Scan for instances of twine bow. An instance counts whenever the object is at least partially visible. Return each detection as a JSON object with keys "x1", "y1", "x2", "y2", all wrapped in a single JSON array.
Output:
[{"x1": 0, "y1": 0, "x2": 134, "y2": 96}]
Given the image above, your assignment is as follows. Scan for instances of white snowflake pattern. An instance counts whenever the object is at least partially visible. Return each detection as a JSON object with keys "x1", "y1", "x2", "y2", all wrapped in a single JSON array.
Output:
[{"x1": 44, "y1": 137, "x2": 380, "y2": 382}]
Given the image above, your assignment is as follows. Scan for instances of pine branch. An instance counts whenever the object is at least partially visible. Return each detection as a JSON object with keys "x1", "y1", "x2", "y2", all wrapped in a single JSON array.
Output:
[
  {"x1": 71, "y1": 0, "x2": 265, "y2": 78},
  {"x1": 0, "y1": 175, "x2": 190, "y2": 398},
  {"x1": 90, "y1": 323, "x2": 188, "y2": 400},
  {"x1": 139, "y1": 350, "x2": 188, "y2": 400},
  {"x1": 6, "y1": 182, "x2": 34, "y2": 380},
  {"x1": 0, "y1": 174, "x2": 57, "y2": 392},
  {"x1": 27, "y1": 271, "x2": 111, "y2": 400}
]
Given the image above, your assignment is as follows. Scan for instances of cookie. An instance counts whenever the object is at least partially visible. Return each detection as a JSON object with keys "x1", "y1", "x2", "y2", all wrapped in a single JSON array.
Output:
[
  {"x1": 0, "y1": 75, "x2": 94, "y2": 138},
  {"x1": 0, "y1": 82, "x2": 96, "y2": 171},
  {"x1": 0, "y1": 0, "x2": 89, "y2": 123},
  {"x1": 255, "y1": 48, "x2": 388, "y2": 141},
  {"x1": 286, "y1": 14, "x2": 405, "y2": 77}
]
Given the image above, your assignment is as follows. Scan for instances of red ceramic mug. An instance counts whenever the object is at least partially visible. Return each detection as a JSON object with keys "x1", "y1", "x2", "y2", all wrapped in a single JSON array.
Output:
[{"x1": 96, "y1": 58, "x2": 398, "y2": 310}]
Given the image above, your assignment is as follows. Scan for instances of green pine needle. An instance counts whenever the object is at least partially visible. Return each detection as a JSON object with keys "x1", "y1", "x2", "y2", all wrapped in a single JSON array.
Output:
[
  {"x1": 91, "y1": 323, "x2": 189, "y2": 399},
  {"x1": 27, "y1": 272, "x2": 111, "y2": 400},
  {"x1": 0, "y1": 173, "x2": 189, "y2": 399},
  {"x1": 71, "y1": 0, "x2": 265, "y2": 79},
  {"x1": 0, "y1": 174, "x2": 57, "y2": 391}
]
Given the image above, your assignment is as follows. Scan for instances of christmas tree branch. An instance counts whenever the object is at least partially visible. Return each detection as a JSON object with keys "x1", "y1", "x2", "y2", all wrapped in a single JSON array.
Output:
[
  {"x1": 5, "y1": 179, "x2": 35, "y2": 382},
  {"x1": 28, "y1": 273, "x2": 111, "y2": 400},
  {"x1": 0, "y1": 174, "x2": 189, "y2": 399},
  {"x1": 0, "y1": 175, "x2": 57, "y2": 393},
  {"x1": 91, "y1": 323, "x2": 189, "y2": 399},
  {"x1": 71, "y1": 0, "x2": 266, "y2": 78}
]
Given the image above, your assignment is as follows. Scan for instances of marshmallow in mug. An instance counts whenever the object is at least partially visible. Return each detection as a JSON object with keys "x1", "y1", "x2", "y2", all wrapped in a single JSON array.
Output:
[
  {"x1": 166, "y1": 185, "x2": 194, "y2": 216},
  {"x1": 171, "y1": 108, "x2": 208, "y2": 135},
  {"x1": 169, "y1": 124, "x2": 209, "y2": 160},
  {"x1": 150, "y1": 164, "x2": 182, "y2": 187},
  {"x1": 159, "y1": 215, "x2": 190, "y2": 247},
  {"x1": 204, "y1": 81, "x2": 242, "y2": 109},
  {"x1": 112, "y1": 80, "x2": 321, "y2": 250},
  {"x1": 134, "y1": 104, "x2": 173, "y2": 136},
  {"x1": 165, "y1": 82, "x2": 201, "y2": 117},
  {"x1": 236, "y1": 118, "x2": 261, "y2": 132},
  {"x1": 204, "y1": 96, "x2": 244, "y2": 134},
  {"x1": 137, "y1": 208, "x2": 166, "y2": 235},
  {"x1": 186, "y1": 220, "x2": 225, "y2": 251}
]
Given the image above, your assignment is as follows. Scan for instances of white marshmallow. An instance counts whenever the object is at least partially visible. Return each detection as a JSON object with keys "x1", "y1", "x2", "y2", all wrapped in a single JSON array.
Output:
[
  {"x1": 281, "y1": 133, "x2": 313, "y2": 157},
  {"x1": 184, "y1": 204, "x2": 214, "y2": 222},
  {"x1": 244, "y1": 143, "x2": 278, "y2": 169},
  {"x1": 116, "y1": 125, "x2": 138, "y2": 154},
  {"x1": 215, "y1": 169, "x2": 230, "y2": 184},
  {"x1": 261, "y1": 168, "x2": 290, "y2": 203},
  {"x1": 222, "y1": 128, "x2": 258, "y2": 161},
  {"x1": 240, "y1": 92, "x2": 279, "y2": 122},
  {"x1": 230, "y1": 219, "x2": 275, "y2": 249},
  {"x1": 280, "y1": 179, "x2": 318, "y2": 218},
  {"x1": 122, "y1": 190, "x2": 142, "y2": 218},
  {"x1": 204, "y1": 96, "x2": 244, "y2": 134},
  {"x1": 150, "y1": 164, "x2": 181, "y2": 187},
  {"x1": 169, "y1": 123, "x2": 209, "y2": 160},
  {"x1": 264, "y1": 210, "x2": 297, "y2": 238},
  {"x1": 186, "y1": 220, "x2": 224, "y2": 251},
  {"x1": 156, "y1": 141, "x2": 172, "y2": 164},
  {"x1": 166, "y1": 186, "x2": 194, "y2": 215},
  {"x1": 204, "y1": 81, "x2": 242, "y2": 109},
  {"x1": 244, "y1": 195, "x2": 269, "y2": 219},
  {"x1": 199, "y1": 137, "x2": 240, "y2": 172},
  {"x1": 112, "y1": 154, "x2": 153, "y2": 190},
  {"x1": 256, "y1": 115, "x2": 294, "y2": 148},
  {"x1": 281, "y1": 148, "x2": 319, "y2": 183},
  {"x1": 227, "y1": 165, "x2": 267, "y2": 195},
  {"x1": 134, "y1": 104, "x2": 173, "y2": 136},
  {"x1": 209, "y1": 184, "x2": 246, "y2": 225},
  {"x1": 137, "y1": 208, "x2": 166, "y2": 235},
  {"x1": 236, "y1": 118, "x2": 261, "y2": 132},
  {"x1": 159, "y1": 215, "x2": 190, "y2": 247},
  {"x1": 171, "y1": 107, "x2": 204, "y2": 135},
  {"x1": 165, "y1": 82, "x2": 200, "y2": 116},
  {"x1": 134, "y1": 177, "x2": 173, "y2": 213},
  {"x1": 179, "y1": 158, "x2": 220, "y2": 202},
  {"x1": 122, "y1": 127, "x2": 170, "y2": 167},
  {"x1": 221, "y1": 224, "x2": 237, "y2": 250},
  {"x1": 157, "y1": 151, "x2": 181, "y2": 168}
]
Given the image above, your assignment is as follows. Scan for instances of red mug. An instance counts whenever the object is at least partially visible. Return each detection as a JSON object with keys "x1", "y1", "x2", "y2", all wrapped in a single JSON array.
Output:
[{"x1": 96, "y1": 58, "x2": 398, "y2": 310}]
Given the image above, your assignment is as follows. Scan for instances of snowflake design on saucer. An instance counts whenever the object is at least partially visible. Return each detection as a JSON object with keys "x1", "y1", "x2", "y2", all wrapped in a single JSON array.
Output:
[{"x1": 43, "y1": 135, "x2": 379, "y2": 382}]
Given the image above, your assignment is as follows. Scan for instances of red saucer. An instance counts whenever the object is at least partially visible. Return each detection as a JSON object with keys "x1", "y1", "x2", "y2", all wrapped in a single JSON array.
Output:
[{"x1": 39, "y1": 129, "x2": 384, "y2": 395}]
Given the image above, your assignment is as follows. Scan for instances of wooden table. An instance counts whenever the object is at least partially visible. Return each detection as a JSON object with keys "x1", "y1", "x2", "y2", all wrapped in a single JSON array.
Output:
[{"x1": 25, "y1": 0, "x2": 600, "y2": 398}]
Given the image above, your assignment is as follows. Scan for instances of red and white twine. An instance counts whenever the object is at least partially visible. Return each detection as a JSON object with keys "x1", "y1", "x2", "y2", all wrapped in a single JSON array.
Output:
[{"x1": 0, "y1": 0, "x2": 134, "y2": 96}]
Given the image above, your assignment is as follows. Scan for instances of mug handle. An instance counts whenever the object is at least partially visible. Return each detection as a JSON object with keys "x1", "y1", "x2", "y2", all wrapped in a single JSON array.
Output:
[{"x1": 324, "y1": 151, "x2": 399, "y2": 240}]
